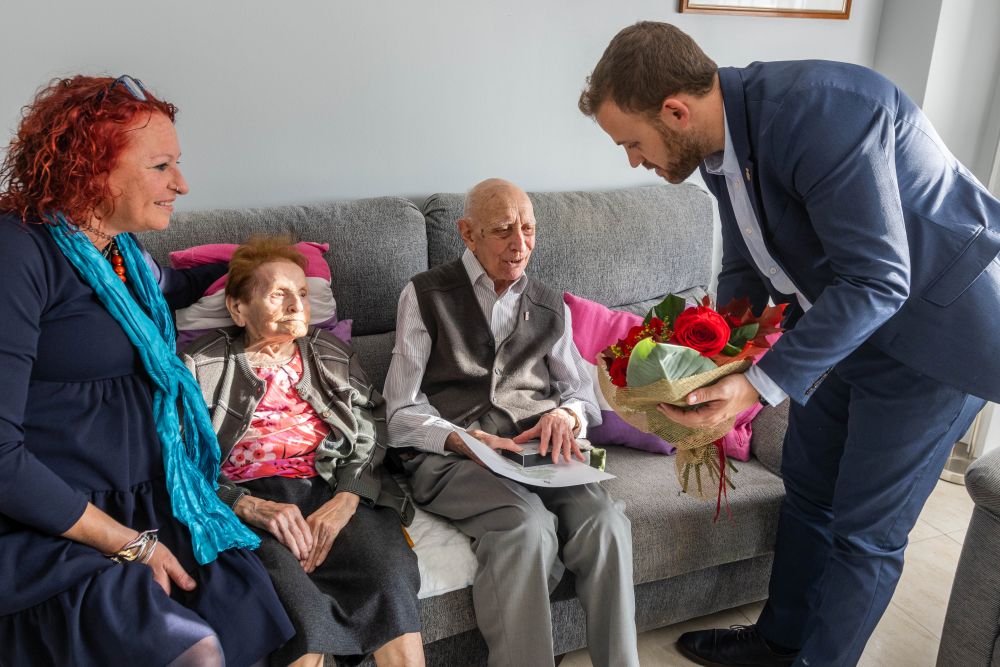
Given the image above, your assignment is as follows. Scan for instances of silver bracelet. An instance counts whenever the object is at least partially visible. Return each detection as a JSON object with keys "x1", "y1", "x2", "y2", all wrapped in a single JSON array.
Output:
[{"x1": 106, "y1": 529, "x2": 159, "y2": 564}]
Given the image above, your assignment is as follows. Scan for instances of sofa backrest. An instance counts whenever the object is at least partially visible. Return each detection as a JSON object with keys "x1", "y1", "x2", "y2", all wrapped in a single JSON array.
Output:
[
  {"x1": 140, "y1": 184, "x2": 714, "y2": 390},
  {"x1": 423, "y1": 184, "x2": 713, "y2": 312},
  {"x1": 139, "y1": 197, "x2": 428, "y2": 337}
]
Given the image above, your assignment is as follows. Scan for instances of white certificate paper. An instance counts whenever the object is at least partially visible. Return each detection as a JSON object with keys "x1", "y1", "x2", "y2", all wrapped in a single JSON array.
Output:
[{"x1": 457, "y1": 431, "x2": 616, "y2": 487}]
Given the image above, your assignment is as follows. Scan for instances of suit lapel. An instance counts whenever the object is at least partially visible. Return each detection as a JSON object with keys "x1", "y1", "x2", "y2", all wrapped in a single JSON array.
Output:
[{"x1": 718, "y1": 67, "x2": 767, "y2": 229}]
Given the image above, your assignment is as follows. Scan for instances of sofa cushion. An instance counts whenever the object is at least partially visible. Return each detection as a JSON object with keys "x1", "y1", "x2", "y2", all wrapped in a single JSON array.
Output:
[
  {"x1": 138, "y1": 197, "x2": 428, "y2": 337},
  {"x1": 604, "y1": 446, "x2": 784, "y2": 584},
  {"x1": 422, "y1": 184, "x2": 714, "y2": 308},
  {"x1": 402, "y1": 444, "x2": 784, "y2": 603},
  {"x1": 749, "y1": 402, "x2": 789, "y2": 476},
  {"x1": 169, "y1": 241, "x2": 334, "y2": 290}
]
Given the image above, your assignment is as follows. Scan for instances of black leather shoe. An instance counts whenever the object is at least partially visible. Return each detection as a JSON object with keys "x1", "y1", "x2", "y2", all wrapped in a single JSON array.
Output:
[{"x1": 676, "y1": 624, "x2": 798, "y2": 667}]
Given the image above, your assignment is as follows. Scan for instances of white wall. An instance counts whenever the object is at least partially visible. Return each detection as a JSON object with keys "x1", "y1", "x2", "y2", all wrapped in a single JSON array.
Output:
[
  {"x1": 0, "y1": 0, "x2": 884, "y2": 212},
  {"x1": 922, "y1": 0, "x2": 1000, "y2": 183},
  {"x1": 872, "y1": 0, "x2": 942, "y2": 105},
  {"x1": 874, "y1": 0, "x2": 1000, "y2": 185}
]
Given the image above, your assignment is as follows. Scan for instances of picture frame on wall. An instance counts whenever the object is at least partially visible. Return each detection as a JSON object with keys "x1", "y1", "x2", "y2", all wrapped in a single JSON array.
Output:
[{"x1": 678, "y1": 0, "x2": 851, "y2": 19}]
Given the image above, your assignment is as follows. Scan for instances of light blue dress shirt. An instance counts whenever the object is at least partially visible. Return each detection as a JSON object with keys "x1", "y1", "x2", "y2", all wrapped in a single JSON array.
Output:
[{"x1": 702, "y1": 110, "x2": 813, "y2": 407}]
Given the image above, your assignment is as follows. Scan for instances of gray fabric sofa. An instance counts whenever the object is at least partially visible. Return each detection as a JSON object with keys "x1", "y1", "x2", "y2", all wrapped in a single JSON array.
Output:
[
  {"x1": 140, "y1": 184, "x2": 788, "y2": 665},
  {"x1": 937, "y1": 449, "x2": 1000, "y2": 666}
]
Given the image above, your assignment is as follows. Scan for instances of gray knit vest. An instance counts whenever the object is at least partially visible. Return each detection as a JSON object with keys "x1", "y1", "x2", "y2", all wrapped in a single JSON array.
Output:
[{"x1": 413, "y1": 259, "x2": 564, "y2": 436}]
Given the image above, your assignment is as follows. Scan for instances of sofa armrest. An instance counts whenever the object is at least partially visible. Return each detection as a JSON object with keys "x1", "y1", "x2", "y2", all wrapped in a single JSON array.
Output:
[
  {"x1": 749, "y1": 402, "x2": 789, "y2": 476},
  {"x1": 964, "y1": 448, "x2": 1000, "y2": 517},
  {"x1": 936, "y1": 449, "x2": 1000, "y2": 666}
]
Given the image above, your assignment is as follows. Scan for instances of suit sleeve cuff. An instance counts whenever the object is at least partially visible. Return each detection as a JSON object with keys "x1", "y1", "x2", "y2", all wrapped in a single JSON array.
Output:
[{"x1": 745, "y1": 365, "x2": 789, "y2": 407}]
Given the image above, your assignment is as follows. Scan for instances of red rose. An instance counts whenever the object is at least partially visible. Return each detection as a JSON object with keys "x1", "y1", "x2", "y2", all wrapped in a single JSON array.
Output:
[
  {"x1": 671, "y1": 306, "x2": 730, "y2": 357},
  {"x1": 622, "y1": 324, "x2": 647, "y2": 351},
  {"x1": 608, "y1": 356, "x2": 629, "y2": 387}
]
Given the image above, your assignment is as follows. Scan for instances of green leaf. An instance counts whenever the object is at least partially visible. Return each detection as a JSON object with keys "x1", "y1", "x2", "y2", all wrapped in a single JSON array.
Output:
[
  {"x1": 644, "y1": 293, "x2": 687, "y2": 327},
  {"x1": 625, "y1": 339, "x2": 717, "y2": 387},
  {"x1": 720, "y1": 343, "x2": 743, "y2": 356},
  {"x1": 728, "y1": 323, "x2": 759, "y2": 348}
]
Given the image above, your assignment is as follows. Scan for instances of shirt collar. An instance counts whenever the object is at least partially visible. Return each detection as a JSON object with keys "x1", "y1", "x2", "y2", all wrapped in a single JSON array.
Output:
[
  {"x1": 461, "y1": 248, "x2": 528, "y2": 296},
  {"x1": 702, "y1": 106, "x2": 740, "y2": 177}
]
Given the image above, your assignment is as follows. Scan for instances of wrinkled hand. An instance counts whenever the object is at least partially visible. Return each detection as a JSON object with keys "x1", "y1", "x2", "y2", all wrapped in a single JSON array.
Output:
[
  {"x1": 444, "y1": 430, "x2": 522, "y2": 467},
  {"x1": 514, "y1": 408, "x2": 583, "y2": 464},
  {"x1": 303, "y1": 492, "x2": 360, "y2": 573},
  {"x1": 656, "y1": 373, "x2": 759, "y2": 429},
  {"x1": 235, "y1": 496, "x2": 314, "y2": 566},
  {"x1": 145, "y1": 541, "x2": 196, "y2": 596}
]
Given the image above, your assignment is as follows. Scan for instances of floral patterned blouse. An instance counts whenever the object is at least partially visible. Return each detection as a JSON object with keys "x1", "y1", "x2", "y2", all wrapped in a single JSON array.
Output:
[{"x1": 221, "y1": 348, "x2": 331, "y2": 481}]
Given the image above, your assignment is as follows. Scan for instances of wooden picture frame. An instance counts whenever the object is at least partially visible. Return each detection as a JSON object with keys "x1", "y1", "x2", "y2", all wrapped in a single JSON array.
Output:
[{"x1": 678, "y1": 0, "x2": 851, "y2": 19}]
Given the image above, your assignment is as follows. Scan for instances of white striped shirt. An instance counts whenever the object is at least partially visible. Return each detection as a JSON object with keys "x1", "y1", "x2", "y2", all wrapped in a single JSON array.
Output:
[{"x1": 383, "y1": 249, "x2": 600, "y2": 454}]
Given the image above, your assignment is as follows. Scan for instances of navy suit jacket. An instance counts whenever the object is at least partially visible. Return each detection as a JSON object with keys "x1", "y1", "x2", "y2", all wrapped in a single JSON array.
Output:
[{"x1": 700, "y1": 61, "x2": 1000, "y2": 405}]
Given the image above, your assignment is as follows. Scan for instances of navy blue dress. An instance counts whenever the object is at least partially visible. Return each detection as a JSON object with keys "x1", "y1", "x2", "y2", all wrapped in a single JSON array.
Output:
[{"x1": 0, "y1": 216, "x2": 294, "y2": 666}]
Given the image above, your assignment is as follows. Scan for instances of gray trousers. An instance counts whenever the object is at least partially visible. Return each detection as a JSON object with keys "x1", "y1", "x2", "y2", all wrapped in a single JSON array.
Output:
[{"x1": 408, "y1": 452, "x2": 639, "y2": 667}]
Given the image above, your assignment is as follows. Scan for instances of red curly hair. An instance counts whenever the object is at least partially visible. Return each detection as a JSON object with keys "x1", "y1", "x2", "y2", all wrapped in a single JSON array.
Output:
[{"x1": 0, "y1": 75, "x2": 177, "y2": 225}]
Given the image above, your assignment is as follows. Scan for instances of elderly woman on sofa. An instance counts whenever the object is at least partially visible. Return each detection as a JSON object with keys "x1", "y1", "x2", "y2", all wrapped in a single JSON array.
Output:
[{"x1": 182, "y1": 237, "x2": 423, "y2": 667}]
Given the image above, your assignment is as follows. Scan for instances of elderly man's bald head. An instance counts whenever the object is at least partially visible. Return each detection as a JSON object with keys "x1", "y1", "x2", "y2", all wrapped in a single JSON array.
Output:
[
  {"x1": 458, "y1": 178, "x2": 537, "y2": 295},
  {"x1": 463, "y1": 178, "x2": 530, "y2": 221}
]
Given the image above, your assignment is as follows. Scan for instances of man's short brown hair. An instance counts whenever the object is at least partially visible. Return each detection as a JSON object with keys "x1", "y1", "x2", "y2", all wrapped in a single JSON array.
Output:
[{"x1": 579, "y1": 21, "x2": 717, "y2": 118}]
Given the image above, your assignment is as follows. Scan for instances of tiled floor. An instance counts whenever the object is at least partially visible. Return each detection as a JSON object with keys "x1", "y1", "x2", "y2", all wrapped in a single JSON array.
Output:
[{"x1": 562, "y1": 479, "x2": 974, "y2": 667}]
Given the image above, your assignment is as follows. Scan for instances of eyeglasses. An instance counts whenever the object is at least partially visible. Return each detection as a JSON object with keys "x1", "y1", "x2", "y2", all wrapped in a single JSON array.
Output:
[{"x1": 95, "y1": 75, "x2": 149, "y2": 104}]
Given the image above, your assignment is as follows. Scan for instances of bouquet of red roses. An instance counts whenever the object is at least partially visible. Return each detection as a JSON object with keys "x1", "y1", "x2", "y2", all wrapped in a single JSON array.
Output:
[{"x1": 597, "y1": 294, "x2": 785, "y2": 501}]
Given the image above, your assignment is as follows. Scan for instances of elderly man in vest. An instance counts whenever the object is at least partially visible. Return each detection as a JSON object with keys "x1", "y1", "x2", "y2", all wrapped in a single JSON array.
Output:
[{"x1": 383, "y1": 178, "x2": 639, "y2": 667}]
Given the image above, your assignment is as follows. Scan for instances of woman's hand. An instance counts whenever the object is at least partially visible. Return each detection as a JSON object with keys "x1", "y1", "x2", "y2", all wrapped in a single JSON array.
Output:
[
  {"x1": 61, "y1": 502, "x2": 196, "y2": 595},
  {"x1": 145, "y1": 541, "x2": 197, "y2": 596},
  {"x1": 234, "y1": 496, "x2": 314, "y2": 564},
  {"x1": 303, "y1": 492, "x2": 360, "y2": 573}
]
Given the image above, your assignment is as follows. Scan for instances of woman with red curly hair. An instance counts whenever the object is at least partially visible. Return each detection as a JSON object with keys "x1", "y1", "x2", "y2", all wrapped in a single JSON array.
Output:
[{"x1": 0, "y1": 76, "x2": 293, "y2": 667}]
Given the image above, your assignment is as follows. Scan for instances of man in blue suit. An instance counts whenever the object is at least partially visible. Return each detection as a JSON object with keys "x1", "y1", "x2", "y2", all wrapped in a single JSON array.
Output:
[{"x1": 580, "y1": 21, "x2": 1000, "y2": 667}]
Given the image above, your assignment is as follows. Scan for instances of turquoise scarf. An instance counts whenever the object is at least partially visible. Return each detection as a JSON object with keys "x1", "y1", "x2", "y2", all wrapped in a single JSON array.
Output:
[{"x1": 46, "y1": 213, "x2": 259, "y2": 564}]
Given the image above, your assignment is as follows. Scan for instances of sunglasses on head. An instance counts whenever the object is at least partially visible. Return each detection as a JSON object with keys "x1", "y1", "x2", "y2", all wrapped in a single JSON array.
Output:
[{"x1": 95, "y1": 75, "x2": 149, "y2": 104}]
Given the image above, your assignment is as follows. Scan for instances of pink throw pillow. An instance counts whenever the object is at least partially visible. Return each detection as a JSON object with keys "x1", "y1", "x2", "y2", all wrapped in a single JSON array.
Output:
[
  {"x1": 170, "y1": 241, "x2": 343, "y2": 343},
  {"x1": 564, "y1": 292, "x2": 676, "y2": 454},
  {"x1": 170, "y1": 242, "x2": 332, "y2": 295}
]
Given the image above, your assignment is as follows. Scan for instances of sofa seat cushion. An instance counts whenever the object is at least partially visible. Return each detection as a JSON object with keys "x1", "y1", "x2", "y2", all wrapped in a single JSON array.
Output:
[
  {"x1": 603, "y1": 446, "x2": 784, "y2": 585},
  {"x1": 401, "y1": 446, "x2": 783, "y2": 606}
]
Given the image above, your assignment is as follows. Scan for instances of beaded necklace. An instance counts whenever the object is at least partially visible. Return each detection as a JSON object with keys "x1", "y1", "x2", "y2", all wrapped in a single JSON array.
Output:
[
  {"x1": 89, "y1": 225, "x2": 127, "y2": 283},
  {"x1": 104, "y1": 239, "x2": 127, "y2": 283}
]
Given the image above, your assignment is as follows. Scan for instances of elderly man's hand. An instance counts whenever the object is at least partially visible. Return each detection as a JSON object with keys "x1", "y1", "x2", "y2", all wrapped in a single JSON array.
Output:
[
  {"x1": 445, "y1": 430, "x2": 522, "y2": 466},
  {"x1": 514, "y1": 409, "x2": 584, "y2": 464},
  {"x1": 656, "y1": 373, "x2": 759, "y2": 430}
]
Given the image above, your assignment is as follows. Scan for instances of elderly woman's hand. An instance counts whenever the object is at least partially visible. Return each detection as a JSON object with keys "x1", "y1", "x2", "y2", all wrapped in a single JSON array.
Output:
[
  {"x1": 234, "y1": 496, "x2": 314, "y2": 564},
  {"x1": 303, "y1": 491, "x2": 360, "y2": 573}
]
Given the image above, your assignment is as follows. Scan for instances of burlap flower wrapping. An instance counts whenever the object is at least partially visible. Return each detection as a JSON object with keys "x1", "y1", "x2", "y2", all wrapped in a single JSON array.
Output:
[{"x1": 597, "y1": 356, "x2": 751, "y2": 499}]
